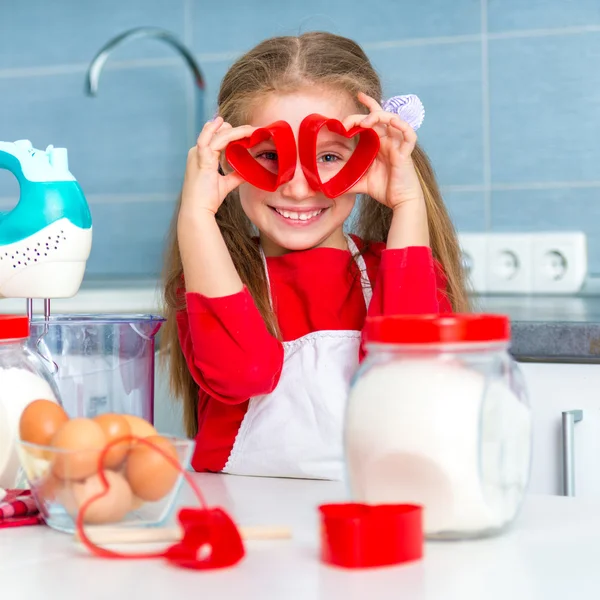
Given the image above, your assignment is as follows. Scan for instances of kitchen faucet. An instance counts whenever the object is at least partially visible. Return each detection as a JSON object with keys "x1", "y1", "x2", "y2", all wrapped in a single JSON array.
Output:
[{"x1": 85, "y1": 27, "x2": 205, "y2": 133}]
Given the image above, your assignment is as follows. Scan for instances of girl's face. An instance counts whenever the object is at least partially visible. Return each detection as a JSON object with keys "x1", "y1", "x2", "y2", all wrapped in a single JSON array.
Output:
[{"x1": 236, "y1": 87, "x2": 360, "y2": 256}]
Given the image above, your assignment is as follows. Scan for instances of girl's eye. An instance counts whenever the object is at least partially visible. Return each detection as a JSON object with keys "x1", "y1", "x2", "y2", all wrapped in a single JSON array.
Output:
[
  {"x1": 256, "y1": 151, "x2": 278, "y2": 161},
  {"x1": 317, "y1": 153, "x2": 340, "y2": 163}
]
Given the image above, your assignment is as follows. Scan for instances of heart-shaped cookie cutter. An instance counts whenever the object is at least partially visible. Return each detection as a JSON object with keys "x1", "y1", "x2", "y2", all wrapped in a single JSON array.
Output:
[
  {"x1": 225, "y1": 116, "x2": 380, "y2": 198},
  {"x1": 319, "y1": 502, "x2": 423, "y2": 568},
  {"x1": 299, "y1": 114, "x2": 380, "y2": 198},
  {"x1": 75, "y1": 436, "x2": 246, "y2": 570},
  {"x1": 163, "y1": 507, "x2": 245, "y2": 570},
  {"x1": 224, "y1": 121, "x2": 296, "y2": 192}
]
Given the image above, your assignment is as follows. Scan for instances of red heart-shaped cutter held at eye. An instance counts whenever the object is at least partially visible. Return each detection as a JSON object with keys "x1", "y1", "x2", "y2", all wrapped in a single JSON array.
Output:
[
  {"x1": 163, "y1": 507, "x2": 245, "y2": 570},
  {"x1": 299, "y1": 114, "x2": 380, "y2": 199},
  {"x1": 225, "y1": 121, "x2": 296, "y2": 191},
  {"x1": 318, "y1": 503, "x2": 423, "y2": 569}
]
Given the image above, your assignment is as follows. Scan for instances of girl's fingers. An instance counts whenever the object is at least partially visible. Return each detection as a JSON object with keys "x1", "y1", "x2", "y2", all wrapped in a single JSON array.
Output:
[
  {"x1": 221, "y1": 171, "x2": 245, "y2": 195},
  {"x1": 214, "y1": 121, "x2": 233, "y2": 135},
  {"x1": 194, "y1": 121, "x2": 255, "y2": 171},
  {"x1": 342, "y1": 112, "x2": 394, "y2": 141},
  {"x1": 209, "y1": 124, "x2": 256, "y2": 152},
  {"x1": 389, "y1": 118, "x2": 417, "y2": 159},
  {"x1": 342, "y1": 113, "x2": 370, "y2": 131},
  {"x1": 196, "y1": 119, "x2": 253, "y2": 152},
  {"x1": 357, "y1": 111, "x2": 418, "y2": 156},
  {"x1": 357, "y1": 91, "x2": 383, "y2": 113},
  {"x1": 196, "y1": 117, "x2": 224, "y2": 148},
  {"x1": 359, "y1": 109, "x2": 400, "y2": 129}
]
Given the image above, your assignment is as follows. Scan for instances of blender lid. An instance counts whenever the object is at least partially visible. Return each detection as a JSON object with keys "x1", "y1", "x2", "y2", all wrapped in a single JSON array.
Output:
[{"x1": 29, "y1": 314, "x2": 165, "y2": 324}]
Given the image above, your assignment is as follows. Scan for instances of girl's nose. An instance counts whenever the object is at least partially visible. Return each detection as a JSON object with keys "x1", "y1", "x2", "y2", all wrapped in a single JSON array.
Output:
[{"x1": 279, "y1": 162, "x2": 316, "y2": 200}]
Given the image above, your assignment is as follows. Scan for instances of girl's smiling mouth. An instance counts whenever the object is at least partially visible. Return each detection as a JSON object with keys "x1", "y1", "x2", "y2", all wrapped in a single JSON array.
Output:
[{"x1": 269, "y1": 206, "x2": 329, "y2": 224}]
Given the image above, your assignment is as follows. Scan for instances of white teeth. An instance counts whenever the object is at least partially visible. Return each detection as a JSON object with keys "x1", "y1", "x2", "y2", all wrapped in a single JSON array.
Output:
[{"x1": 274, "y1": 208, "x2": 323, "y2": 221}]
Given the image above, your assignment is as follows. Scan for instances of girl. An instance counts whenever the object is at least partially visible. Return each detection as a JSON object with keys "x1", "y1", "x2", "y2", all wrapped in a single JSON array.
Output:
[{"x1": 162, "y1": 31, "x2": 469, "y2": 480}]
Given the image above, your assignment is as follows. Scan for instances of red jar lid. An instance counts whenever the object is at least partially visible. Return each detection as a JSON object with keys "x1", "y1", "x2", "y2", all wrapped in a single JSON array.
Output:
[
  {"x1": 364, "y1": 314, "x2": 510, "y2": 345},
  {"x1": 0, "y1": 315, "x2": 30, "y2": 340}
]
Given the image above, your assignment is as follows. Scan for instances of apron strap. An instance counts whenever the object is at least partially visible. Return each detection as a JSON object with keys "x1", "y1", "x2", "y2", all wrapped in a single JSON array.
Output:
[
  {"x1": 345, "y1": 235, "x2": 373, "y2": 308},
  {"x1": 258, "y1": 235, "x2": 373, "y2": 309},
  {"x1": 258, "y1": 246, "x2": 274, "y2": 311}
]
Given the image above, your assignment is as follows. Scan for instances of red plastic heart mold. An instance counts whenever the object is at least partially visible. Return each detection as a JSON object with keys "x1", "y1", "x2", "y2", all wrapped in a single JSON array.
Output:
[
  {"x1": 299, "y1": 114, "x2": 380, "y2": 198},
  {"x1": 319, "y1": 503, "x2": 423, "y2": 569},
  {"x1": 75, "y1": 438, "x2": 245, "y2": 571},
  {"x1": 164, "y1": 507, "x2": 245, "y2": 570},
  {"x1": 225, "y1": 121, "x2": 296, "y2": 192}
]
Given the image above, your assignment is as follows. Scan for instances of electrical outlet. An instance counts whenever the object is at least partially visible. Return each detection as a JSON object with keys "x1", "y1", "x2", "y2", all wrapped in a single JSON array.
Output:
[
  {"x1": 457, "y1": 233, "x2": 487, "y2": 293},
  {"x1": 531, "y1": 232, "x2": 587, "y2": 294},
  {"x1": 457, "y1": 231, "x2": 588, "y2": 295},
  {"x1": 485, "y1": 233, "x2": 533, "y2": 294}
]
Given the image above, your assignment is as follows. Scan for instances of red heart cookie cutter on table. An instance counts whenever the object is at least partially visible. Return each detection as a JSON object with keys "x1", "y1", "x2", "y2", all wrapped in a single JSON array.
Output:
[
  {"x1": 299, "y1": 114, "x2": 380, "y2": 199},
  {"x1": 163, "y1": 507, "x2": 245, "y2": 570},
  {"x1": 225, "y1": 121, "x2": 296, "y2": 192},
  {"x1": 319, "y1": 502, "x2": 423, "y2": 569},
  {"x1": 76, "y1": 436, "x2": 246, "y2": 570}
]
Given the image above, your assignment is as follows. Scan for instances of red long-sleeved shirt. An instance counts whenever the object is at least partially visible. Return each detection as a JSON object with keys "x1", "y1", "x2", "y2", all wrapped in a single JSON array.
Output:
[{"x1": 177, "y1": 236, "x2": 452, "y2": 472}]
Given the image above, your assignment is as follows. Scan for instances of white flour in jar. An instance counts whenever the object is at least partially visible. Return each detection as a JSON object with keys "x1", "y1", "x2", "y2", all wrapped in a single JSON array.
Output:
[
  {"x1": 345, "y1": 360, "x2": 532, "y2": 536},
  {"x1": 0, "y1": 367, "x2": 58, "y2": 489}
]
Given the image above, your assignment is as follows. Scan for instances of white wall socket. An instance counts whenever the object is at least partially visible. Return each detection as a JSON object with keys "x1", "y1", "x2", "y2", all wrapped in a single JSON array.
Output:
[
  {"x1": 458, "y1": 231, "x2": 588, "y2": 295},
  {"x1": 458, "y1": 233, "x2": 488, "y2": 293},
  {"x1": 486, "y1": 234, "x2": 534, "y2": 294},
  {"x1": 531, "y1": 232, "x2": 587, "y2": 294}
]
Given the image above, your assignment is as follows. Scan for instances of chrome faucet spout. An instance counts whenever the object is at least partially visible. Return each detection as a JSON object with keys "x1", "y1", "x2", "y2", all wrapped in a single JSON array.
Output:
[{"x1": 85, "y1": 26, "x2": 205, "y2": 96}]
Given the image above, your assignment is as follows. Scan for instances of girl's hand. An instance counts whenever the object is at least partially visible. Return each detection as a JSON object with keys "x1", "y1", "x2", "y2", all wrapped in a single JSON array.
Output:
[
  {"x1": 181, "y1": 117, "x2": 255, "y2": 215},
  {"x1": 343, "y1": 92, "x2": 424, "y2": 210}
]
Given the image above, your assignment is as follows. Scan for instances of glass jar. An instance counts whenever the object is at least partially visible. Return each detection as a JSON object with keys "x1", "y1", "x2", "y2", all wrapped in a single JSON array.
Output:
[
  {"x1": 0, "y1": 315, "x2": 61, "y2": 489},
  {"x1": 345, "y1": 314, "x2": 532, "y2": 540}
]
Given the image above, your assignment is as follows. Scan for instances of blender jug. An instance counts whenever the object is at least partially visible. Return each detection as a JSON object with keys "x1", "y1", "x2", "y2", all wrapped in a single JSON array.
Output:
[{"x1": 29, "y1": 314, "x2": 164, "y2": 423}]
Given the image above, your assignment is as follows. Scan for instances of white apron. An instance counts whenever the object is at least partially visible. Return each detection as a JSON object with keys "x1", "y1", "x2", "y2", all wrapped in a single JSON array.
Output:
[{"x1": 222, "y1": 236, "x2": 372, "y2": 480}]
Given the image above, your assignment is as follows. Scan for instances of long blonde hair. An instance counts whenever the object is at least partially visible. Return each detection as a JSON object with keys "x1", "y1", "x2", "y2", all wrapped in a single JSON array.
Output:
[{"x1": 162, "y1": 32, "x2": 470, "y2": 437}]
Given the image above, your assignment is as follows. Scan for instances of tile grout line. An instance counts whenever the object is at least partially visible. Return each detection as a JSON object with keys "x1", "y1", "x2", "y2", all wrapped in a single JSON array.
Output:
[
  {"x1": 0, "y1": 53, "x2": 238, "y2": 80},
  {"x1": 0, "y1": 193, "x2": 177, "y2": 206},
  {"x1": 183, "y1": 0, "x2": 196, "y2": 147},
  {"x1": 480, "y1": 0, "x2": 492, "y2": 231},
  {"x1": 488, "y1": 23, "x2": 600, "y2": 40},
  {"x1": 491, "y1": 180, "x2": 600, "y2": 190},
  {"x1": 4, "y1": 24, "x2": 600, "y2": 81}
]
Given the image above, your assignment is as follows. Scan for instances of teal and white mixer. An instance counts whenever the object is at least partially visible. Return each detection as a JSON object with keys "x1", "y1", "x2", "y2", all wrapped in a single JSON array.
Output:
[
  {"x1": 0, "y1": 140, "x2": 162, "y2": 428},
  {"x1": 0, "y1": 140, "x2": 92, "y2": 318}
]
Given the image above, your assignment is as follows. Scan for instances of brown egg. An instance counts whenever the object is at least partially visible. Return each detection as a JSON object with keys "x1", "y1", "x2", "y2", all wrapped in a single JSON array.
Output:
[
  {"x1": 125, "y1": 436, "x2": 179, "y2": 502},
  {"x1": 121, "y1": 414, "x2": 157, "y2": 441},
  {"x1": 19, "y1": 399, "x2": 69, "y2": 458},
  {"x1": 51, "y1": 418, "x2": 106, "y2": 480},
  {"x1": 72, "y1": 470, "x2": 133, "y2": 524},
  {"x1": 92, "y1": 413, "x2": 131, "y2": 469}
]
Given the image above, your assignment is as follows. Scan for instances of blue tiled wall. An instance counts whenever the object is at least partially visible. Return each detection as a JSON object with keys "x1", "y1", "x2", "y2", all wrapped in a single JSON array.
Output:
[{"x1": 1, "y1": 1, "x2": 600, "y2": 276}]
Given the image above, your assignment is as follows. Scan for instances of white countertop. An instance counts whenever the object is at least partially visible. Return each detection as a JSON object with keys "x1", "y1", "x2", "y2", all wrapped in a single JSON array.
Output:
[
  {"x1": 2, "y1": 474, "x2": 600, "y2": 599},
  {"x1": 0, "y1": 281, "x2": 161, "y2": 315}
]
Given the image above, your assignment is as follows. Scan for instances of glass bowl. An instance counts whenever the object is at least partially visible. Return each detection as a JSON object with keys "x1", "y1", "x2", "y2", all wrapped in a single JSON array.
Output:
[{"x1": 17, "y1": 436, "x2": 195, "y2": 534}]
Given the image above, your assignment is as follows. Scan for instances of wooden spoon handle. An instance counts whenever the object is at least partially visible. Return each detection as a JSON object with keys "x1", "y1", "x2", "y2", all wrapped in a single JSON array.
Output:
[{"x1": 75, "y1": 525, "x2": 291, "y2": 545}]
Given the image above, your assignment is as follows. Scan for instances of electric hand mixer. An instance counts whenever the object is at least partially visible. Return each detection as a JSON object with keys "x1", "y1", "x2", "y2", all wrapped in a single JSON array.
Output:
[{"x1": 0, "y1": 140, "x2": 92, "y2": 323}]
